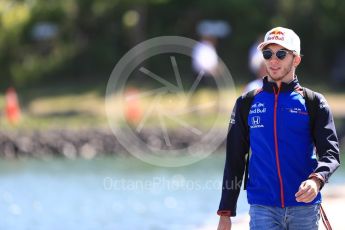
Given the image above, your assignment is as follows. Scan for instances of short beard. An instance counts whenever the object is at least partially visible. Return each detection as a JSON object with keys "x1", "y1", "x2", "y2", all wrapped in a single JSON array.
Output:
[{"x1": 266, "y1": 58, "x2": 294, "y2": 82}]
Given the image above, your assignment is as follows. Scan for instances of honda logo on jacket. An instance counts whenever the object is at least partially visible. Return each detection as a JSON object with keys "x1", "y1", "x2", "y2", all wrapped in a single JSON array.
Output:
[{"x1": 250, "y1": 116, "x2": 263, "y2": 128}]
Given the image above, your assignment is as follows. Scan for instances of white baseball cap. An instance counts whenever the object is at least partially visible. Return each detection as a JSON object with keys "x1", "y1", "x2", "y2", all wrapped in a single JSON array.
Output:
[{"x1": 257, "y1": 27, "x2": 301, "y2": 55}]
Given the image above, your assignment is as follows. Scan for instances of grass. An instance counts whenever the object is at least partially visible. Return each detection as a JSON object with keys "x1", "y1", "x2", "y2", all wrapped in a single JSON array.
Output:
[{"x1": 0, "y1": 83, "x2": 344, "y2": 131}]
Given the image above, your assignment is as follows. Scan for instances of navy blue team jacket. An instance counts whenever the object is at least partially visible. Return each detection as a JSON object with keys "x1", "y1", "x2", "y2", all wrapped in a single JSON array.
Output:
[{"x1": 218, "y1": 77, "x2": 340, "y2": 216}]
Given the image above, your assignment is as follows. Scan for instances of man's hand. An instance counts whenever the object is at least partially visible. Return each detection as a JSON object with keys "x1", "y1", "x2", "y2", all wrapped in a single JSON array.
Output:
[
  {"x1": 217, "y1": 216, "x2": 231, "y2": 230},
  {"x1": 295, "y1": 178, "x2": 321, "y2": 203}
]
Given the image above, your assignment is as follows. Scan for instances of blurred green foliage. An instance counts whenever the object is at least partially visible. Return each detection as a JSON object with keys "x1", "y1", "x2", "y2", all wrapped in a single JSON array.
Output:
[{"x1": 0, "y1": 0, "x2": 345, "y2": 89}]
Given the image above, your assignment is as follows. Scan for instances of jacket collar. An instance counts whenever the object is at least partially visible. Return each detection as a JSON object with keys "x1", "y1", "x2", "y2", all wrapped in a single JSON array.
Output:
[{"x1": 262, "y1": 76, "x2": 301, "y2": 93}]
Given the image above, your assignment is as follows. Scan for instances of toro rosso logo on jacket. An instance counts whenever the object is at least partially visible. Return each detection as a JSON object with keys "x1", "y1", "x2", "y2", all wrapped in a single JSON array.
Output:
[{"x1": 250, "y1": 102, "x2": 266, "y2": 114}]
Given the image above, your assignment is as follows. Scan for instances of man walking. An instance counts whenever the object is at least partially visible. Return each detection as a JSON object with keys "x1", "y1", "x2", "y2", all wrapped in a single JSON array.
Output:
[{"x1": 217, "y1": 27, "x2": 340, "y2": 230}]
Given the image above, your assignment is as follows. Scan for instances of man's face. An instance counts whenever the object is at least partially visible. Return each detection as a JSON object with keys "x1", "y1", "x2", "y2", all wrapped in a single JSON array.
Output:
[{"x1": 262, "y1": 44, "x2": 300, "y2": 82}]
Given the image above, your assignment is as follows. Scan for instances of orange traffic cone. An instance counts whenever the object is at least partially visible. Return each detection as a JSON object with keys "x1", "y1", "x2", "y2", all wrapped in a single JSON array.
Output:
[
  {"x1": 124, "y1": 87, "x2": 142, "y2": 125},
  {"x1": 5, "y1": 87, "x2": 21, "y2": 125}
]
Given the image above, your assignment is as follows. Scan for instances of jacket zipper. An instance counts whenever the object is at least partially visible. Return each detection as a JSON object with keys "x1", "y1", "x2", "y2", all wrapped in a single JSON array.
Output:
[{"x1": 273, "y1": 86, "x2": 285, "y2": 208}]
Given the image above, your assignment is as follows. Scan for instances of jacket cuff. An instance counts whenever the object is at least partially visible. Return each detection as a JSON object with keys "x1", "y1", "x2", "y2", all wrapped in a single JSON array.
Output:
[
  {"x1": 217, "y1": 210, "x2": 232, "y2": 217},
  {"x1": 308, "y1": 173, "x2": 325, "y2": 190}
]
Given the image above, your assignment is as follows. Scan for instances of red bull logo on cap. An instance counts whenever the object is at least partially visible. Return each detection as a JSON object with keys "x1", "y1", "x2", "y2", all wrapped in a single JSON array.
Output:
[
  {"x1": 269, "y1": 30, "x2": 285, "y2": 36},
  {"x1": 258, "y1": 27, "x2": 300, "y2": 54},
  {"x1": 267, "y1": 29, "x2": 285, "y2": 41}
]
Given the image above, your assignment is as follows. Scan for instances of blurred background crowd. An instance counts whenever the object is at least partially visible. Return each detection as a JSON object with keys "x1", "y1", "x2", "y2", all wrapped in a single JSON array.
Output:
[{"x1": 1, "y1": 0, "x2": 345, "y2": 89}]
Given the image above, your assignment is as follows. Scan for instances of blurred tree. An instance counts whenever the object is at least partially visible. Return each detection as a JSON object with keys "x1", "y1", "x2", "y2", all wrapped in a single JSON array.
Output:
[{"x1": 0, "y1": 0, "x2": 344, "y2": 89}]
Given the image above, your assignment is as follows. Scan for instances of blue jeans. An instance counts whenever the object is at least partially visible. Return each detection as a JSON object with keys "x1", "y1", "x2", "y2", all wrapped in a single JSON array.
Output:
[{"x1": 249, "y1": 204, "x2": 320, "y2": 230}]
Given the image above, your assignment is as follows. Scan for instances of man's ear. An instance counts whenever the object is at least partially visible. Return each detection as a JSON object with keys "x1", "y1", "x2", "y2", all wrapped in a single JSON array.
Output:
[{"x1": 294, "y1": 55, "x2": 301, "y2": 67}]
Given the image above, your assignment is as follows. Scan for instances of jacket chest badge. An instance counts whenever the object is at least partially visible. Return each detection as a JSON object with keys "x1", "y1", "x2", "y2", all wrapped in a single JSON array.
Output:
[
  {"x1": 250, "y1": 115, "x2": 264, "y2": 128},
  {"x1": 249, "y1": 102, "x2": 267, "y2": 114}
]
